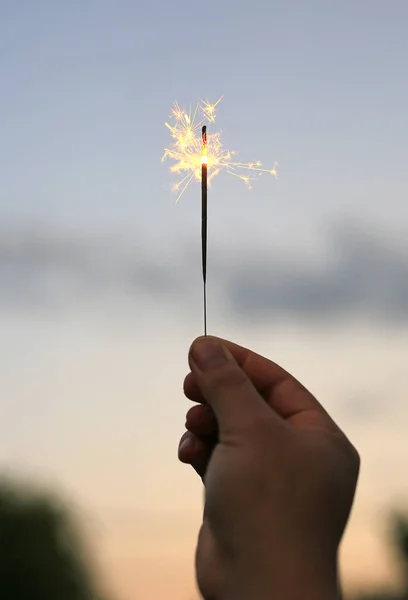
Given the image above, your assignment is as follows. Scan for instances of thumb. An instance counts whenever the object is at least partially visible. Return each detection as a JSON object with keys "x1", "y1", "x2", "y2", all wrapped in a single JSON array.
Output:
[{"x1": 189, "y1": 337, "x2": 274, "y2": 434}]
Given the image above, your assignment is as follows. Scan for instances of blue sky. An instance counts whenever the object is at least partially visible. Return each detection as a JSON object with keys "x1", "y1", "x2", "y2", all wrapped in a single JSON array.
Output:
[
  {"x1": 2, "y1": 0, "x2": 408, "y2": 231},
  {"x1": 1, "y1": 2, "x2": 408, "y2": 598}
]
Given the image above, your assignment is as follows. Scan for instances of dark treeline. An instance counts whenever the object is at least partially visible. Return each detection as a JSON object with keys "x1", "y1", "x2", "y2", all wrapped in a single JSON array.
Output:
[
  {"x1": 0, "y1": 478, "x2": 108, "y2": 600},
  {"x1": 348, "y1": 513, "x2": 408, "y2": 600},
  {"x1": 0, "y1": 477, "x2": 407, "y2": 600}
]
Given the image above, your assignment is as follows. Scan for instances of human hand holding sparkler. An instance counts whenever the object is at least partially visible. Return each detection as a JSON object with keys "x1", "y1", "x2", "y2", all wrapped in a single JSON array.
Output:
[{"x1": 178, "y1": 336, "x2": 360, "y2": 600}]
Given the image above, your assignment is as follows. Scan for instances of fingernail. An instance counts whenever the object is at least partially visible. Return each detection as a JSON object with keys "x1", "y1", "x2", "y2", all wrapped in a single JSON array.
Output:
[{"x1": 191, "y1": 338, "x2": 228, "y2": 372}]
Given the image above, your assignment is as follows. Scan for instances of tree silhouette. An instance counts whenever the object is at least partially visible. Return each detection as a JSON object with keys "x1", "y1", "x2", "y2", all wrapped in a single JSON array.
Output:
[
  {"x1": 349, "y1": 511, "x2": 408, "y2": 600},
  {"x1": 390, "y1": 512, "x2": 408, "y2": 598},
  {"x1": 0, "y1": 478, "x2": 106, "y2": 600}
]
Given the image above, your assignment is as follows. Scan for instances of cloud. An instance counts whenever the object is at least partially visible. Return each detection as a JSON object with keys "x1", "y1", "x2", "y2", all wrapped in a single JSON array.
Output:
[
  {"x1": 222, "y1": 219, "x2": 408, "y2": 322},
  {"x1": 0, "y1": 226, "x2": 193, "y2": 310},
  {"x1": 1, "y1": 219, "x2": 408, "y2": 322}
]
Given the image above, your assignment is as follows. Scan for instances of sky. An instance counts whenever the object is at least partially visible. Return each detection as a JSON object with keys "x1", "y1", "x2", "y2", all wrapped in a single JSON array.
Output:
[{"x1": 1, "y1": 0, "x2": 408, "y2": 597}]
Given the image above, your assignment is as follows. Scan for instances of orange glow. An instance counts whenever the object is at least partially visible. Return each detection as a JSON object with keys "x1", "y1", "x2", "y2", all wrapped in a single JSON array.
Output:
[{"x1": 162, "y1": 98, "x2": 277, "y2": 202}]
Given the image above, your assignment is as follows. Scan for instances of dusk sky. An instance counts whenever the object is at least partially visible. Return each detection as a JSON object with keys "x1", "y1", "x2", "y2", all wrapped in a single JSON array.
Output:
[{"x1": 1, "y1": 1, "x2": 408, "y2": 598}]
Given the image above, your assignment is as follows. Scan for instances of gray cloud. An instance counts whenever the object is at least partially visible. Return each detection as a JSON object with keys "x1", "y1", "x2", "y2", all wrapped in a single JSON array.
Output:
[
  {"x1": 223, "y1": 220, "x2": 408, "y2": 322},
  {"x1": 0, "y1": 226, "x2": 193, "y2": 310},
  {"x1": 1, "y1": 219, "x2": 408, "y2": 322}
]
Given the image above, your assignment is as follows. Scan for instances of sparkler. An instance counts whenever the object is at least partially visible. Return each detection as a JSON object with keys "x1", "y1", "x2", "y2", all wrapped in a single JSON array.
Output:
[
  {"x1": 162, "y1": 98, "x2": 278, "y2": 335},
  {"x1": 201, "y1": 125, "x2": 208, "y2": 335}
]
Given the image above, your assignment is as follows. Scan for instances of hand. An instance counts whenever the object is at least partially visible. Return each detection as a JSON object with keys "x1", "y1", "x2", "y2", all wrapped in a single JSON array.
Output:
[{"x1": 178, "y1": 336, "x2": 360, "y2": 600}]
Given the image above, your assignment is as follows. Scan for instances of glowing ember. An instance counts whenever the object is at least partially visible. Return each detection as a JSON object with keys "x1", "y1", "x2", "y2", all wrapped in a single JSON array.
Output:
[{"x1": 162, "y1": 97, "x2": 278, "y2": 202}]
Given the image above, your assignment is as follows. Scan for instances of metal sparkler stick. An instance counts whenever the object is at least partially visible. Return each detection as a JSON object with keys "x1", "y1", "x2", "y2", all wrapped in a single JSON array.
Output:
[
  {"x1": 201, "y1": 125, "x2": 208, "y2": 336},
  {"x1": 162, "y1": 98, "x2": 278, "y2": 335}
]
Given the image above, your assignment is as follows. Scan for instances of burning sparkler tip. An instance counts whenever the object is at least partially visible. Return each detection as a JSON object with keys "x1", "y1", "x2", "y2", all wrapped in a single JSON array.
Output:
[{"x1": 163, "y1": 97, "x2": 278, "y2": 199}]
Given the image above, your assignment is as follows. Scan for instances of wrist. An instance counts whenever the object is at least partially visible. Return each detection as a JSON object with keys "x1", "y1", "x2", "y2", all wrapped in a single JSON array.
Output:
[
  {"x1": 222, "y1": 549, "x2": 339, "y2": 600},
  {"x1": 224, "y1": 578, "x2": 339, "y2": 600}
]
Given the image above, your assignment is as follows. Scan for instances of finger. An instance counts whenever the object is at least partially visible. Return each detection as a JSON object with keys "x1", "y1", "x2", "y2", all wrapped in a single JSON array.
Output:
[
  {"x1": 184, "y1": 337, "x2": 288, "y2": 403},
  {"x1": 186, "y1": 404, "x2": 217, "y2": 437},
  {"x1": 186, "y1": 336, "x2": 331, "y2": 423},
  {"x1": 271, "y1": 376, "x2": 340, "y2": 431},
  {"x1": 178, "y1": 431, "x2": 214, "y2": 478},
  {"x1": 188, "y1": 337, "x2": 276, "y2": 435}
]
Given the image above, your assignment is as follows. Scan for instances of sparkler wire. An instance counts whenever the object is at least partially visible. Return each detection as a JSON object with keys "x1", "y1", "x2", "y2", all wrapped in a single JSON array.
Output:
[
  {"x1": 162, "y1": 98, "x2": 278, "y2": 335},
  {"x1": 201, "y1": 125, "x2": 208, "y2": 336}
]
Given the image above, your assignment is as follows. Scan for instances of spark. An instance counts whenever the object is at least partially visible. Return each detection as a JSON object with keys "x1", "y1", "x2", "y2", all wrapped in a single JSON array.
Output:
[{"x1": 162, "y1": 97, "x2": 278, "y2": 202}]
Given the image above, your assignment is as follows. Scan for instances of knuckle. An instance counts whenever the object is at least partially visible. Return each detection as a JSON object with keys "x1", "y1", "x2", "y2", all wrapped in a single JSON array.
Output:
[
  {"x1": 335, "y1": 435, "x2": 361, "y2": 476},
  {"x1": 349, "y1": 442, "x2": 361, "y2": 471}
]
